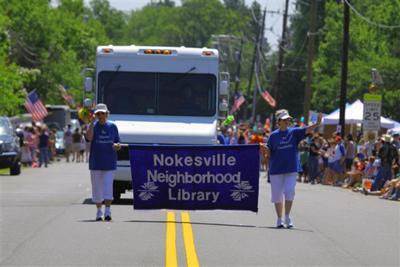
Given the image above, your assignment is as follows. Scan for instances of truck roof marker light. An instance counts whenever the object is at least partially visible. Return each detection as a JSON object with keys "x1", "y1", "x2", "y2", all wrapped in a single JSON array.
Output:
[
  {"x1": 143, "y1": 49, "x2": 173, "y2": 55},
  {"x1": 202, "y1": 51, "x2": 214, "y2": 56},
  {"x1": 101, "y1": 48, "x2": 114, "y2": 54}
]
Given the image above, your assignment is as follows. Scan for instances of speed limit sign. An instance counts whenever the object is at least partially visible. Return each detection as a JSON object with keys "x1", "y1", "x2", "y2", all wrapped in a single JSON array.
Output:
[{"x1": 363, "y1": 94, "x2": 382, "y2": 132}]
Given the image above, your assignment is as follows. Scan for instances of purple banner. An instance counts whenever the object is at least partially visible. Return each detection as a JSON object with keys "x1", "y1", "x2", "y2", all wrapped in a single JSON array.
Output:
[{"x1": 129, "y1": 145, "x2": 260, "y2": 212}]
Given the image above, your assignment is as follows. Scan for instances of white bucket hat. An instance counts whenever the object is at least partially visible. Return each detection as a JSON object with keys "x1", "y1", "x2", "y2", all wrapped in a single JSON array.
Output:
[
  {"x1": 94, "y1": 103, "x2": 109, "y2": 114},
  {"x1": 276, "y1": 109, "x2": 292, "y2": 120}
]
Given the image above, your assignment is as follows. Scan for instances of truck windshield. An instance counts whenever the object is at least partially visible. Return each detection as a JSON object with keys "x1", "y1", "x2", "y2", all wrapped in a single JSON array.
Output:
[{"x1": 98, "y1": 71, "x2": 216, "y2": 116}]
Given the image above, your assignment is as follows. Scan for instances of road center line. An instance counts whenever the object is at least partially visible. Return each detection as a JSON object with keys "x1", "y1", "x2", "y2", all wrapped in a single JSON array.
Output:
[
  {"x1": 181, "y1": 212, "x2": 200, "y2": 267},
  {"x1": 166, "y1": 211, "x2": 178, "y2": 267}
]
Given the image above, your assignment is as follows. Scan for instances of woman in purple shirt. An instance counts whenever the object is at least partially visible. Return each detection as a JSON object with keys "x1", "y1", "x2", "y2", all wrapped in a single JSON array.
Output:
[
  {"x1": 264, "y1": 109, "x2": 322, "y2": 228},
  {"x1": 86, "y1": 103, "x2": 121, "y2": 221}
]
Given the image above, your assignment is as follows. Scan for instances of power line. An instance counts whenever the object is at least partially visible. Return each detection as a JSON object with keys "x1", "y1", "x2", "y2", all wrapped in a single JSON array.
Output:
[
  {"x1": 283, "y1": 36, "x2": 308, "y2": 69},
  {"x1": 344, "y1": 0, "x2": 400, "y2": 29}
]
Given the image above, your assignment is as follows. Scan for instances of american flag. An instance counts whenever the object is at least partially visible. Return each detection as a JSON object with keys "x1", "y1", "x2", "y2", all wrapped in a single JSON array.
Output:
[
  {"x1": 230, "y1": 93, "x2": 246, "y2": 114},
  {"x1": 24, "y1": 90, "x2": 48, "y2": 122},
  {"x1": 259, "y1": 88, "x2": 276, "y2": 108},
  {"x1": 58, "y1": 85, "x2": 75, "y2": 106}
]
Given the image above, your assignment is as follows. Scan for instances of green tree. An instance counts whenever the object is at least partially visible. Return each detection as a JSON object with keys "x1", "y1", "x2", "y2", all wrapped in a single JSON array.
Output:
[
  {"x1": 3, "y1": 0, "x2": 109, "y2": 113},
  {"x1": 89, "y1": 0, "x2": 127, "y2": 44},
  {"x1": 125, "y1": 4, "x2": 180, "y2": 46},
  {"x1": 312, "y1": 0, "x2": 400, "y2": 120},
  {"x1": 0, "y1": 29, "x2": 26, "y2": 115}
]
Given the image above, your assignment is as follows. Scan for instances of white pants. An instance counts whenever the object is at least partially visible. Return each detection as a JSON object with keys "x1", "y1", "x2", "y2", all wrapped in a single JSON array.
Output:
[
  {"x1": 90, "y1": 170, "x2": 115, "y2": 203},
  {"x1": 270, "y1": 172, "x2": 297, "y2": 203}
]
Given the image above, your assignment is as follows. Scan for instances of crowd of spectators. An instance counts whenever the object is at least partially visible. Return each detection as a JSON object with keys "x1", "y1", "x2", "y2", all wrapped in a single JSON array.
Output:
[
  {"x1": 17, "y1": 122, "x2": 90, "y2": 168},
  {"x1": 218, "y1": 121, "x2": 400, "y2": 202}
]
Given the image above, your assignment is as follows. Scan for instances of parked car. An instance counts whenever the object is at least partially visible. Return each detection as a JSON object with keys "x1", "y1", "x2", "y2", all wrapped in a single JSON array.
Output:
[
  {"x1": 0, "y1": 117, "x2": 21, "y2": 175},
  {"x1": 55, "y1": 130, "x2": 65, "y2": 154}
]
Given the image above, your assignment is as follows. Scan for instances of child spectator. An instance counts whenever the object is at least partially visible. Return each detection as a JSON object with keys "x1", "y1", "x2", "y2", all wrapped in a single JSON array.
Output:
[
  {"x1": 364, "y1": 156, "x2": 377, "y2": 179},
  {"x1": 72, "y1": 128, "x2": 82, "y2": 163},
  {"x1": 79, "y1": 130, "x2": 86, "y2": 163},
  {"x1": 20, "y1": 141, "x2": 32, "y2": 167},
  {"x1": 342, "y1": 158, "x2": 363, "y2": 188}
]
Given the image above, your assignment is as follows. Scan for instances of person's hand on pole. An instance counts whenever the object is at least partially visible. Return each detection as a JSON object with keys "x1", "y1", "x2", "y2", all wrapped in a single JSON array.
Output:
[
  {"x1": 113, "y1": 143, "x2": 121, "y2": 151},
  {"x1": 86, "y1": 114, "x2": 96, "y2": 141}
]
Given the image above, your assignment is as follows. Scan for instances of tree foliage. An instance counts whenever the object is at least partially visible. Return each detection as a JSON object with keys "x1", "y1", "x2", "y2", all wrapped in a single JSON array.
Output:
[{"x1": 311, "y1": 0, "x2": 400, "y2": 120}]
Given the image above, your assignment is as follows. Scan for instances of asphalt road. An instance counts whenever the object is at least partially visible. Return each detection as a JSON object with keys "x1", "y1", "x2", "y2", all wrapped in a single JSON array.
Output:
[{"x1": 1, "y1": 160, "x2": 399, "y2": 267}]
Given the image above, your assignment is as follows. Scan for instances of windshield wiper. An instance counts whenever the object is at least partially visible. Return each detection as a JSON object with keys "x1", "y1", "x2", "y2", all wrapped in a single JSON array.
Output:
[{"x1": 162, "y1": 66, "x2": 197, "y2": 87}]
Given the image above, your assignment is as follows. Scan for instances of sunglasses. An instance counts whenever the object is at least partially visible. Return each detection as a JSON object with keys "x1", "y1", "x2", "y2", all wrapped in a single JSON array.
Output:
[{"x1": 96, "y1": 112, "x2": 106, "y2": 115}]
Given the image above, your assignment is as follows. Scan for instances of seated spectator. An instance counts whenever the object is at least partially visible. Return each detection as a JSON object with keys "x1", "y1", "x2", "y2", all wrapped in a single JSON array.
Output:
[
  {"x1": 380, "y1": 178, "x2": 400, "y2": 200},
  {"x1": 387, "y1": 179, "x2": 400, "y2": 200},
  {"x1": 371, "y1": 135, "x2": 398, "y2": 191},
  {"x1": 342, "y1": 158, "x2": 363, "y2": 188},
  {"x1": 363, "y1": 178, "x2": 400, "y2": 198},
  {"x1": 364, "y1": 156, "x2": 378, "y2": 179}
]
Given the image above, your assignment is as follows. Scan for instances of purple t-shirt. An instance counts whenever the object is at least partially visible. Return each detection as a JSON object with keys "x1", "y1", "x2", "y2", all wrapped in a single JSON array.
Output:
[
  {"x1": 89, "y1": 121, "x2": 120, "y2": 170},
  {"x1": 267, "y1": 127, "x2": 306, "y2": 175}
]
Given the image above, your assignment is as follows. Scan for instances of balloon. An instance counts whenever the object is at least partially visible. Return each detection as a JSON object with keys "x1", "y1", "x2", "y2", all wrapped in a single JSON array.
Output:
[
  {"x1": 78, "y1": 107, "x2": 90, "y2": 123},
  {"x1": 223, "y1": 115, "x2": 235, "y2": 126}
]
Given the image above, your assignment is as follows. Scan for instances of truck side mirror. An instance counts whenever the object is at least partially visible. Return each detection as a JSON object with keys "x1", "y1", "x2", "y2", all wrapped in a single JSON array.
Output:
[
  {"x1": 84, "y1": 77, "x2": 93, "y2": 92},
  {"x1": 219, "y1": 99, "x2": 228, "y2": 112},
  {"x1": 219, "y1": 72, "x2": 230, "y2": 96},
  {"x1": 219, "y1": 80, "x2": 229, "y2": 96}
]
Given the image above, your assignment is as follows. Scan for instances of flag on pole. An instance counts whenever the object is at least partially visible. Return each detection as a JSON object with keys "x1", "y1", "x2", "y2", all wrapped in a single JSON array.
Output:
[
  {"x1": 264, "y1": 117, "x2": 271, "y2": 132},
  {"x1": 259, "y1": 88, "x2": 276, "y2": 108},
  {"x1": 24, "y1": 90, "x2": 48, "y2": 122},
  {"x1": 230, "y1": 93, "x2": 246, "y2": 114},
  {"x1": 58, "y1": 85, "x2": 75, "y2": 106}
]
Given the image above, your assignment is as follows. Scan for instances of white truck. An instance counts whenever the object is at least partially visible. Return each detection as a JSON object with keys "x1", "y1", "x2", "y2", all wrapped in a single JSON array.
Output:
[{"x1": 89, "y1": 45, "x2": 229, "y2": 200}]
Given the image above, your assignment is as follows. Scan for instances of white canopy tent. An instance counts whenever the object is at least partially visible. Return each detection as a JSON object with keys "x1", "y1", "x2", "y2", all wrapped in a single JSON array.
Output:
[{"x1": 322, "y1": 99, "x2": 395, "y2": 128}]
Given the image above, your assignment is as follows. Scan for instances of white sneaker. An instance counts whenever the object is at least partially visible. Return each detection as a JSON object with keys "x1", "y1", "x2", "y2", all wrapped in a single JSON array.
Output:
[
  {"x1": 96, "y1": 210, "x2": 103, "y2": 221},
  {"x1": 285, "y1": 217, "x2": 293, "y2": 228},
  {"x1": 104, "y1": 210, "x2": 112, "y2": 221},
  {"x1": 276, "y1": 218, "x2": 284, "y2": 228}
]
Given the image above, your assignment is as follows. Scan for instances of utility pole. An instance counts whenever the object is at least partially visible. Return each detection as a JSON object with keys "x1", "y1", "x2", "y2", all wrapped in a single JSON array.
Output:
[
  {"x1": 339, "y1": 0, "x2": 350, "y2": 137},
  {"x1": 303, "y1": 0, "x2": 318, "y2": 125},
  {"x1": 244, "y1": 10, "x2": 263, "y2": 121},
  {"x1": 251, "y1": 9, "x2": 267, "y2": 123},
  {"x1": 271, "y1": 0, "x2": 290, "y2": 129},
  {"x1": 234, "y1": 38, "x2": 244, "y2": 94}
]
